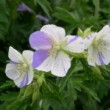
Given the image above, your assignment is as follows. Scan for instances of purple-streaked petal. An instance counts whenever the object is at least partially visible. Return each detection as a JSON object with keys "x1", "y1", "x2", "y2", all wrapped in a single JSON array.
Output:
[
  {"x1": 20, "y1": 74, "x2": 28, "y2": 88},
  {"x1": 84, "y1": 33, "x2": 97, "y2": 49},
  {"x1": 68, "y1": 36, "x2": 78, "y2": 44},
  {"x1": 18, "y1": 3, "x2": 33, "y2": 12},
  {"x1": 10, "y1": 60, "x2": 18, "y2": 64},
  {"x1": 65, "y1": 35, "x2": 84, "y2": 53},
  {"x1": 14, "y1": 68, "x2": 33, "y2": 88},
  {"x1": 36, "y1": 55, "x2": 55, "y2": 72},
  {"x1": 87, "y1": 46, "x2": 108, "y2": 66},
  {"x1": 98, "y1": 53, "x2": 105, "y2": 65},
  {"x1": 87, "y1": 35, "x2": 93, "y2": 40},
  {"x1": 32, "y1": 50, "x2": 49, "y2": 68},
  {"x1": 29, "y1": 31, "x2": 52, "y2": 50}
]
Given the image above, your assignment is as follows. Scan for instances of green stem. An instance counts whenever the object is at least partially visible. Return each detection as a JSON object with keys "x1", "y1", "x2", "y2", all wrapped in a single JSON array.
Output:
[
  {"x1": 94, "y1": 0, "x2": 100, "y2": 17},
  {"x1": 62, "y1": 49, "x2": 87, "y2": 58}
]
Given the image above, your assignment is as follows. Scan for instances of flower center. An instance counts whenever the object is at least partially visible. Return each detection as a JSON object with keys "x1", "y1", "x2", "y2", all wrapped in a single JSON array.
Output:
[
  {"x1": 16, "y1": 56, "x2": 29, "y2": 75},
  {"x1": 49, "y1": 40, "x2": 66, "y2": 56},
  {"x1": 93, "y1": 36, "x2": 107, "y2": 52},
  {"x1": 17, "y1": 63, "x2": 28, "y2": 75}
]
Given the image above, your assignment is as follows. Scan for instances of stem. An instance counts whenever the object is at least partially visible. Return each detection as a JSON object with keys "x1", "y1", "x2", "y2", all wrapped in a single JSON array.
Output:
[
  {"x1": 94, "y1": 0, "x2": 100, "y2": 17},
  {"x1": 62, "y1": 49, "x2": 87, "y2": 58}
]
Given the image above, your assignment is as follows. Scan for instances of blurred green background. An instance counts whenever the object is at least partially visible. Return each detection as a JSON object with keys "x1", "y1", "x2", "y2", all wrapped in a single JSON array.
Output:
[{"x1": 1, "y1": 0, "x2": 110, "y2": 110}]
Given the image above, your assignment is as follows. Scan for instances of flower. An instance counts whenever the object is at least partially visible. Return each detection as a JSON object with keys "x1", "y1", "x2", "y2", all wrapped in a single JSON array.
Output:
[
  {"x1": 29, "y1": 24, "x2": 84, "y2": 77},
  {"x1": 84, "y1": 25, "x2": 110, "y2": 66},
  {"x1": 36, "y1": 15, "x2": 49, "y2": 23},
  {"x1": 5, "y1": 46, "x2": 34, "y2": 88},
  {"x1": 18, "y1": 3, "x2": 33, "y2": 12},
  {"x1": 18, "y1": 3, "x2": 49, "y2": 23}
]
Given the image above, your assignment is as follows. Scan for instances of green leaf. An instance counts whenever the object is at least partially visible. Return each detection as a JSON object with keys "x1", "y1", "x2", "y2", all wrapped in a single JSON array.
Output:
[
  {"x1": 35, "y1": 0, "x2": 51, "y2": 19},
  {"x1": 31, "y1": 84, "x2": 39, "y2": 105},
  {"x1": 81, "y1": 84, "x2": 100, "y2": 102},
  {"x1": 92, "y1": 0, "x2": 99, "y2": 8},
  {"x1": 0, "y1": 80, "x2": 14, "y2": 90},
  {"x1": 83, "y1": 27, "x2": 92, "y2": 38},
  {"x1": 0, "y1": 0, "x2": 9, "y2": 40},
  {"x1": 19, "y1": 85, "x2": 32, "y2": 100},
  {"x1": 53, "y1": 7, "x2": 78, "y2": 24},
  {"x1": 77, "y1": 28, "x2": 84, "y2": 37}
]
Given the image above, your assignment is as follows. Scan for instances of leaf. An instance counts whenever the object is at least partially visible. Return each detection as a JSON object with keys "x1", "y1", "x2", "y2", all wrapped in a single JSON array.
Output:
[
  {"x1": 77, "y1": 28, "x2": 84, "y2": 37},
  {"x1": 31, "y1": 84, "x2": 39, "y2": 105},
  {"x1": 83, "y1": 27, "x2": 93, "y2": 38},
  {"x1": 81, "y1": 84, "x2": 100, "y2": 102},
  {"x1": 0, "y1": 80, "x2": 14, "y2": 90},
  {"x1": 22, "y1": 86, "x2": 33, "y2": 99},
  {"x1": 92, "y1": 0, "x2": 99, "y2": 7},
  {"x1": 53, "y1": 7, "x2": 78, "y2": 24},
  {"x1": 0, "y1": 0, "x2": 9, "y2": 40},
  {"x1": 35, "y1": 0, "x2": 51, "y2": 19},
  {"x1": 92, "y1": 0, "x2": 100, "y2": 17}
]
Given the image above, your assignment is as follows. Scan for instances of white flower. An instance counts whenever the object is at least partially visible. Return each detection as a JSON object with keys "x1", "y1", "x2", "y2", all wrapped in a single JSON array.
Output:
[
  {"x1": 29, "y1": 24, "x2": 84, "y2": 77},
  {"x1": 84, "y1": 25, "x2": 110, "y2": 66},
  {"x1": 5, "y1": 46, "x2": 34, "y2": 88}
]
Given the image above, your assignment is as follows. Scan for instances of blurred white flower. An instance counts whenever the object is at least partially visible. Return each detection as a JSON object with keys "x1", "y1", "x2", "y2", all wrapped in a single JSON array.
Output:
[
  {"x1": 85, "y1": 25, "x2": 110, "y2": 66},
  {"x1": 5, "y1": 46, "x2": 34, "y2": 88}
]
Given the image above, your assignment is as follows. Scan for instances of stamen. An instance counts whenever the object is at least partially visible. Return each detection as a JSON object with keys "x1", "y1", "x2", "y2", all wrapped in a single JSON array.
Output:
[
  {"x1": 16, "y1": 63, "x2": 28, "y2": 75},
  {"x1": 49, "y1": 40, "x2": 66, "y2": 56}
]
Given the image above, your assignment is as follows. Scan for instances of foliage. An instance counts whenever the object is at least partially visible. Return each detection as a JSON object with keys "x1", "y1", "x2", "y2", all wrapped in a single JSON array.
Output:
[{"x1": 1, "y1": 0, "x2": 110, "y2": 110}]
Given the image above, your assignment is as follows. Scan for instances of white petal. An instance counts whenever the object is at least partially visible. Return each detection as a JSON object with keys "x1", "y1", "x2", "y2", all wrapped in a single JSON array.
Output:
[
  {"x1": 14, "y1": 73, "x2": 26, "y2": 88},
  {"x1": 22, "y1": 50, "x2": 34, "y2": 64},
  {"x1": 102, "y1": 33, "x2": 110, "y2": 43},
  {"x1": 87, "y1": 25, "x2": 110, "y2": 66},
  {"x1": 36, "y1": 55, "x2": 55, "y2": 72},
  {"x1": 8, "y1": 46, "x2": 22, "y2": 63},
  {"x1": 51, "y1": 52, "x2": 71, "y2": 77},
  {"x1": 14, "y1": 67, "x2": 33, "y2": 88},
  {"x1": 99, "y1": 25, "x2": 110, "y2": 34},
  {"x1": 5, "y1": 63, "x2": 20, "y2": 80},
  {"x1": 27, "y1": 67, "x2": 34, "y2": 84},
  {"x1": 84, "y1": 33, "x2": 97, "y2": 49},
  {"x1": 87, "y1": 46, "x2": 110, "y2": 66},
  {"x1": 65, "y1": 35, "x2": 84, "y2": 53},
  {"x1": 87, "y1": 46, "x2": 96, "y2": 66},
  {"x1": 98, "y1": 50, "x2": 110, "y2": 65},
  {"x1": 40, "y1": 24, "x2": 65, "y2": 42},
  {"x1": 97, "y1": 25, "x2": 110, "y2": 39}
]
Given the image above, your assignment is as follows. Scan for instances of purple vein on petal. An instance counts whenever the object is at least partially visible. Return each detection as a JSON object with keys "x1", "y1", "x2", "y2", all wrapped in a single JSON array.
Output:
[
  {"x1": 20, "y1": 74, "x2": 28, "y2": 88},
  {"x1": 32, "y1": 50, "x2": 49, "y2": 68},
  {"x1": 10, "y1": 60, "x2": 18, "y2": 64},
  {"x1": 98, "y1": 53, "x2": 105, "y2": 65},
  {"x1": 68, "y1": 36, "x2": 78, "y2": 44},
  {"x1": 87, "y1": 35, "x2": 92, "y2": 40}
]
